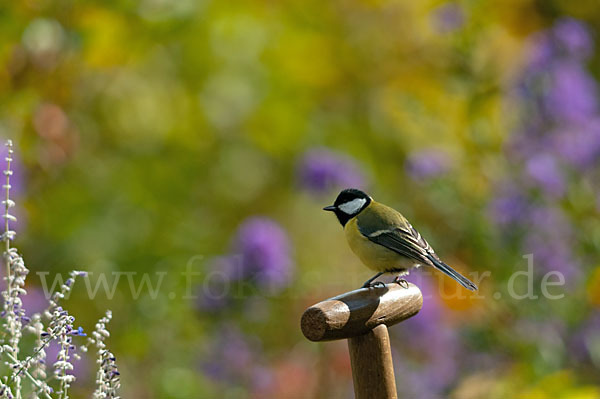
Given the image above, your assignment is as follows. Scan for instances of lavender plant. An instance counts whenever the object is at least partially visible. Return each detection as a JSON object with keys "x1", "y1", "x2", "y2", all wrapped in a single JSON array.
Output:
[
  {"x1": 0, "y1": 141, "x2": 120, "y2": 398},
  {"x1": 297, "y1": 148, "x2": 367, "y2": 194},
  {"x1": 492, "y1": 17, "x2": 598, "y2": 282}
]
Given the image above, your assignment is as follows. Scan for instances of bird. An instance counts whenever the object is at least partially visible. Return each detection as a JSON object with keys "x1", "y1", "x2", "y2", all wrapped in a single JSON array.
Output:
[{"x1": 323, "y1": 188, "x2": 478, "y2": 291}]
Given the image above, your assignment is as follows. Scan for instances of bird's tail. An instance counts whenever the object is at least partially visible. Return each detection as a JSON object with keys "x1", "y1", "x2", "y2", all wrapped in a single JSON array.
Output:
[{"x1": 426, "y1": 254, "x2": 478, "y2": 291}]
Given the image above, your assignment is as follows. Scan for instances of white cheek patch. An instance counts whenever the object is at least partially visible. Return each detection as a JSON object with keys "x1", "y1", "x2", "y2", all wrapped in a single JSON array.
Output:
[{"x1": 338, "y1": 198, "x2": 367, "y2": 215}]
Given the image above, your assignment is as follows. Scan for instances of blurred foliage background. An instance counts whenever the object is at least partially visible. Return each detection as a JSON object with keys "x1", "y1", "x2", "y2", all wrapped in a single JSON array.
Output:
[{"x1": 1, "y1": 0, "x2": 600, "y2": 398}]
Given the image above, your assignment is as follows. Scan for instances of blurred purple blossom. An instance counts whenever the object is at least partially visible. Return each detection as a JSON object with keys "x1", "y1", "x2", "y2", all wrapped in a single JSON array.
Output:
[
  {"x1": 552, "y1": 120, "x2": 600, "y2": 169},
  {"x1": 528, "y1": 32, "x2": 555, "y2": 68},
  {"x1": 45, "y1": 340, "x2": 90, "y2": 381},
  {"x1": 201, "y1": 326, "x2": 255, "y2": 382},
  {"x1": 553, "y1": 18, "x2": 593, "y2": 60},
  {"x1": 523, "y1": 206, "x2": 580, "y2": 281},
  {"x1": 494, "y1": 17, "x2": 598, "y2": 287},
  {"x1": 196, "y1": 290, "x2": 229, "y2": 314},
  {"x1": 390, "y1": 277, "x2": 458, "y2": 397},
  {"x1": 520, "y1": 19, "x2": 597, "y2": 127},
  {"x1": 523, "y1": 235, "x2": 579, "y2": 281},
  {"x1": 200, "y1": 324, "x2": 272, "y2": 392},
  {"x1": 405, "y1": 148, "x2": 452, "y2": 181},
  {"x1": 488, "y1": 182, "x2": 530, "y2": 227},
  {"x1": 544, "y1": 61, "x2": 598, "y2": 124},
  {"x1": 195, "y1": 256, "x2": 234, "y2": 313},
  {"x1": 431, "y1": 2, "x2": 464, "y2": 33},
  {"x1": 232, "y1": 217, "x2": 293, "y2": 291},
  {"x1": 504, "y1": 128, "x2": 548, "y2": 163},
  {"x1": 525, "y1": 153, "x2": 565, "y2": 196},
  {"x1": 196, "y1": 218, "x2": 293, "y2": 313},
  {"x1": 297, "y1": 148, "x2": 366, "y2": 194},
  {"x1": 528, "y1": 205, "x2": 570, "y2": 233}
]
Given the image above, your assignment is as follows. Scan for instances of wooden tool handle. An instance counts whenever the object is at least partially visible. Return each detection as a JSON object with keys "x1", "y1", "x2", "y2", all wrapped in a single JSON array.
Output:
[
  {"x1": 300, "y1": 283, "x2": 423, "y2": 342},
  {"x1": 349, "y1": 324, "x2": 398, "y2": 399}
]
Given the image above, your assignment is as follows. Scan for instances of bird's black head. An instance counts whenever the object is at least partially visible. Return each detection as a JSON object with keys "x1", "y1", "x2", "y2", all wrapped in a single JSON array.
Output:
[{"x1": 323, "y1": 188, "x2": 371, "y2": 226}]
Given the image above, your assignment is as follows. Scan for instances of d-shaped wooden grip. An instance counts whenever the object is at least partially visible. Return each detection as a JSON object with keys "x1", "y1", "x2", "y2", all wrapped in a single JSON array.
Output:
[{"x1": 301, "y1": 283, "x2": 423, "y2": 342}]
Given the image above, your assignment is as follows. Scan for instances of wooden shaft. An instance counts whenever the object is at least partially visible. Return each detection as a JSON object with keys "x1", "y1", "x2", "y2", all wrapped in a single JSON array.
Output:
[
  {"x1": 301, "y1": 283, "x2": 422, "y2": 341},
  {"x1": 301, "y1": 283, "x2": 422, "y2": 399},
  {"x1": 348, "y1": 324, "x2": 397, "y2": 399}
]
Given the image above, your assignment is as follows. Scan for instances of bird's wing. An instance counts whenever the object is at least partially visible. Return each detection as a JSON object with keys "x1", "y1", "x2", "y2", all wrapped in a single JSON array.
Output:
[
  {"x1": 356, "y1": 204, "x2": 478, "y2": 291},
  {"x1": 356, "y1": 209, "x2": 435, "y2": 266}
]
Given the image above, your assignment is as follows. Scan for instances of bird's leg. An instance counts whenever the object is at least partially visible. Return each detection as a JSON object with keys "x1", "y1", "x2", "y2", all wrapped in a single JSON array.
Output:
[
  {"x1": 393, "y1": 275, "x2": 409, "y2": 289},
  {"x1": 362, "y1": 272, "x2": 384, "y2": 288}
]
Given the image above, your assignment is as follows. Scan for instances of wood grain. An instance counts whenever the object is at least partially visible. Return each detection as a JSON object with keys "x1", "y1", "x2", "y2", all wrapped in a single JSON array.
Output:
[
  {"x1": 300, "y1": 283, "x2": 422, "y2": 342},
  {"x1": 348, "y1": 324, "x2": 397, "y2": 399}
]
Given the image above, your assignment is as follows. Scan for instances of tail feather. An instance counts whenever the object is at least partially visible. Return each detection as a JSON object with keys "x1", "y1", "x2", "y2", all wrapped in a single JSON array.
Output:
[{"x1": 426, "y1": 254, "x2": 478, "y2": 291}]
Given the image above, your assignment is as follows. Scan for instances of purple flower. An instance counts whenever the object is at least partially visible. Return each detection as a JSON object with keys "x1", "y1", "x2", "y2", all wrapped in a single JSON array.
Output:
[
  {"x1": 297, "y1": 148, "x2": 366, "y2": 194},
  {"x1": 528, "y1": 205, "x2": 570, "y2": 233},
  {"x1": 232, "y1": 217, "x2": 293, "y2": 291},
  {"x1": 405, "y1": 148, "x2": 452, "y2": 181},
  {"x1": 521, "y1": 19, "x2": 598, "y2": 127},
  {"x1": 525, "y1": 153, "x2": 564, "y2": 196},
  {"x1": 544, "y1": 61, "x2": 598, "y2": 124},
  {"x1": 552, "y1": 119, "x2": 600, "y2": 169},
  {"x1": 196, "y1": 219, "x2": 293, "y2": 311},
  {"x1": 553, "y1": 18, "x2": 593, "y2": 60},
  {"x1": 431, "y1": 2, "x2": 464, "y2": 33},
  {"x1": 392, "y1": 360, "x2": 446, "y2": 399},
  {"x1": 528, "y1": 31, "x2": 556, "y2": 68},
  {"x1": 195, "y1": 256, "x2": 235, "y2": 312},
  {"x1": 527, "y1": 18, "x2": 593, "y2": 69},
  {"x1": 522, "y1": 206, "x2": 579, "y2": 281},
  {"x1": 200, "y1": 324, "x2": 271, "y2": 390},
  {"x1": 500, "y1": 17, "x2": 598, "y2": 283},
  {"x1": 219, "y1": 326, "x2": 256, "y2": 371},
  {"x1": 523, "y1": 235, "x2": 579, "y2": 281},
  {"x1": 196, "y1": 289, "x2": 229, "y2": 313},
  {"x1": 390, "y1": 277, "x2": 459, "y2": 396},
  {"x1": 45, "y1": 341, "x2": 89, "y2": 380},
  {"x1": 503, "y1": 126, "x2": 550, "y2": 163},
  {"x1": 488, "y1": 182, "x2": 530, "y2": 227},
  {"x1": 71, "y1": 326, "x2": 86, "y2": 336}
]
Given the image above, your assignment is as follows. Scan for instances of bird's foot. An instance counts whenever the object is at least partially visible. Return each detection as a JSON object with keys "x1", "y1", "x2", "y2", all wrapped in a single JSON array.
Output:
[
  {"x1": 362, "y1": 281, "x2": 386, "y2": 289},
  {"x1": 393, "y1": 276, "x2": 409, "y2": 289},
  {"x1": 361, "y1": 272, "x2": 384, "y2": 288}
]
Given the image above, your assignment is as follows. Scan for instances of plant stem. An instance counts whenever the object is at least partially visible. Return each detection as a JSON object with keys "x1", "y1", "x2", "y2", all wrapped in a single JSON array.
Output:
[
  {"x1": 3, "y1": 141, "x2": 13, "y2": 348},
  {"x1": 8, "y1": 326, "x2": 60, "y2": 386},
  {"x1": 3, "y1": 351, "x2": 52, "y2": 399}
]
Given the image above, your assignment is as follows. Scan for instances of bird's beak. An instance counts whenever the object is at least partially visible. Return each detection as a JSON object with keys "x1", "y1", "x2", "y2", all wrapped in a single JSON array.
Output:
[{"x1": 323, "y1": 205, "x2": 336, "y2": 212}]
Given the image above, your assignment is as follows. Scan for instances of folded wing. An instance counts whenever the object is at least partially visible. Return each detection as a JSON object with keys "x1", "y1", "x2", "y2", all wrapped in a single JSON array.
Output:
[{"x1": 357, "y1": 216, "x2": 477, "y2": 291}]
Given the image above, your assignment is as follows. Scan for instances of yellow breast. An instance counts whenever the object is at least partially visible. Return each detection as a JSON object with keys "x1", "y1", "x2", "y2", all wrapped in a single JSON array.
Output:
[{"x1": 344, "y1": 217, "x2": 415, "y2": 272}]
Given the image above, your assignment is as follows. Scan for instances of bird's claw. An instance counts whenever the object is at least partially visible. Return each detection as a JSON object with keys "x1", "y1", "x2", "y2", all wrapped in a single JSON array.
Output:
[
  {"x1": 393, "y1": 276, "x2": 409, "y2": 289},
  {"x1": 362, "y1": 281, "x2": 386, "y2": 289}
]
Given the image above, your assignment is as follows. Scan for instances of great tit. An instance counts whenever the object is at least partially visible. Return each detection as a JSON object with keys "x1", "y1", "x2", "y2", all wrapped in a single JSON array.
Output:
[{"x1": 324, "y1": 188, "x2": 478, "y2": 291}]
